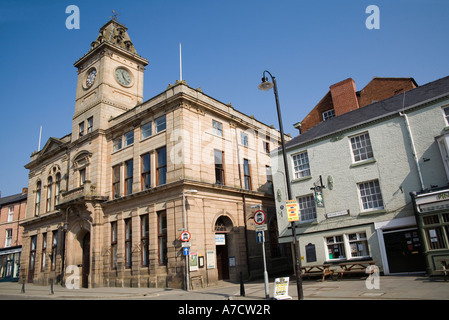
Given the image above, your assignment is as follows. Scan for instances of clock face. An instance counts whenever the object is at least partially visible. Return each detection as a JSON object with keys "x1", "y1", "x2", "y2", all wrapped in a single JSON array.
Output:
[
  {"x1": 115, "y1": 68, "x2": 132, "y2": 86},
  {"x1": 86, "y1": 69, "x2": 97, "y2": 88}
]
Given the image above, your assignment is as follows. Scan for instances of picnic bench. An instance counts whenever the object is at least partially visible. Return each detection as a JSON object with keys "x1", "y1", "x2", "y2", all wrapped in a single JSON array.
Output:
[
  {"x1": 337, "y1": 260, "x2": 377, "y2": 280},
  {"x1": 301, "y1": 264, "x2": 333, "y2": 281},
  {"x1": 435, "y1": 260, "x2": 449, "y2": 282}
]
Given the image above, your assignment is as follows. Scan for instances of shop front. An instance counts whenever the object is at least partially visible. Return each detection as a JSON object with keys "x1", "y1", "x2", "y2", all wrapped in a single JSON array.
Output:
[
  {"x1": 0, "y1": 246, "x2": 21, "y2": 282},
  {"x1": 411, "y1": 188, "x2": 449, "y2": 275}
]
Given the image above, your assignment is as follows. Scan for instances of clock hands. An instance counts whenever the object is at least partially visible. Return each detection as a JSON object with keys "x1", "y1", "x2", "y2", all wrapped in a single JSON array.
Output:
[{"x1": 116, "y1": 69, "x2": 130, "y2": 85}]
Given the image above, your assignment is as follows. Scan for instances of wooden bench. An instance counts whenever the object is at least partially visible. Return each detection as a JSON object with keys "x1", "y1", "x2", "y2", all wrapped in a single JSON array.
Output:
[
  {"x1": 301, "y1": 264, "x2": 333, "y2": 281},
  {"x1": 338, "y1": 260, "x2": 377, "y2": 280},
  {"x1": 435, "y1": 260, "x2": 449, "y2": 282}
]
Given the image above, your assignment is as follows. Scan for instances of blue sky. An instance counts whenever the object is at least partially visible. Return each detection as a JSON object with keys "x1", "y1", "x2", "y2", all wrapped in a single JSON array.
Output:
[{"x1": 1, "y1": 0, "x2": 448, "y2": 196}]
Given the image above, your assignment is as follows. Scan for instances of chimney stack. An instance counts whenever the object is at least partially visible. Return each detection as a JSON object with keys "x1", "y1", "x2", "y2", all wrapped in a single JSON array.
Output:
[{"x1": 329, "y1": 78, "x2": 360, "y2": 116}]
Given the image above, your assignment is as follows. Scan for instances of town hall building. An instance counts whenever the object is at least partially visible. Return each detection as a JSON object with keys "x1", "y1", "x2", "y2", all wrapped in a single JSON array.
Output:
[{"x1": 20, "y1": 19, "x2": 292, "y2": 289}]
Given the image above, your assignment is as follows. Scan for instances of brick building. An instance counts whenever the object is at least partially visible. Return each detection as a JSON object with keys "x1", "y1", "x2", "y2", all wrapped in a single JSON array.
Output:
[
  {"x1": 272, "y1": 75, "x2": 449, "y2": 276},
  {"x1": 295, "y1": 77, "x2": 418, "y2": 134},
  {"x1": 0, "y1": 188, "x2": 27, "y2": 282},
  {"x1": 20, "y1": 19, "x2": 292, "y2": 289}
]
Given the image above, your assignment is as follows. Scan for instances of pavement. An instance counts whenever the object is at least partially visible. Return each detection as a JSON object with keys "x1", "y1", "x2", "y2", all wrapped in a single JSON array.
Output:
[{"x1": 1, "y1": 274, "x2": 448, "y2": 300}]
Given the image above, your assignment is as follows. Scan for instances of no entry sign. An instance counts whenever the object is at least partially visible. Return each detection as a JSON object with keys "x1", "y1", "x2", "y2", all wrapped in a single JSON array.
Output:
[
  {"x1": 254, "y1": 210, "x2": 266, "y2": 225},
  {"x1": 180, "y1": 231, "x2": 191, "y2": 242}
]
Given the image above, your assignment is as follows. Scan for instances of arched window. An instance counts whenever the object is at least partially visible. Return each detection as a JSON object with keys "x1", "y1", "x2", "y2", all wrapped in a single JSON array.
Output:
[
  {"x1": 73, "y1": 151, "x2": 91, "y2": 187},
  {"x1": 214, "y1": 216, "x2": 233, "y2": 233},
  {"x1": 35, "y1": 181, "x2": 41, "y2": 216},
  {"x1": 55, "y1": 173, "x2": 61, "y2": 206},
  {"x1": 46, "y1": 176, "x2": 53, "y2": 212}
]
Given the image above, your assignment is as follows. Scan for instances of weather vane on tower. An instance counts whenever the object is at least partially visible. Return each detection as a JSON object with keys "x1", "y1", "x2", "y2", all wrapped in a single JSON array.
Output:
[{"x1": 110, "y1": 10, "x2": 119, "y2": 22}]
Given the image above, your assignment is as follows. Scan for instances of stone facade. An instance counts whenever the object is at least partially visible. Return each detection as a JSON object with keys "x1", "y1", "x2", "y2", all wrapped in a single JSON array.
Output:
[{"x1": 20, "y1": 19, "x2": 292, "y2": 289}]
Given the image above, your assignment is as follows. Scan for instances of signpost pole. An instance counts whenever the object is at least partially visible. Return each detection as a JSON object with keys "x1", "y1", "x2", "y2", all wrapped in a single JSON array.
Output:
[
  {"x1": 254, "y1": 210, "x2": 269, "y2": 299},
  {"x1": 182, "y1": 192, "x2": 189, "y2": 292},
  {"x1": 261, "y1": 232, "x2": 269, "y2": 299}
]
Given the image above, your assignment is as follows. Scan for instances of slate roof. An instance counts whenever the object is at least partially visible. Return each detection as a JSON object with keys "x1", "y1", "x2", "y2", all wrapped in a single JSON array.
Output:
[
  {"x1": 285, "y1": 75, "x2": 449, "y2": 151},
  {"x1": 0, "y1": 192, "x2": 27, "y2": 207}
]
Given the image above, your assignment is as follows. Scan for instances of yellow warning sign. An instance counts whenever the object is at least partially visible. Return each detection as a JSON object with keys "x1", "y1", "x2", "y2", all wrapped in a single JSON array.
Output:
[{"x1": 286, "y1": 199, "x2": 299, "y2": 222}]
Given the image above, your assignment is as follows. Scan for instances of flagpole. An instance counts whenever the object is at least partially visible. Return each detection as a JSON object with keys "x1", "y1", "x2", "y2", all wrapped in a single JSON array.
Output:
[
  {"x1": 38, "y1": 126, "x2": 42, "y2": 151},
  {"x1": 179, "y1": 42, "x2": 183, "y2": 81}
]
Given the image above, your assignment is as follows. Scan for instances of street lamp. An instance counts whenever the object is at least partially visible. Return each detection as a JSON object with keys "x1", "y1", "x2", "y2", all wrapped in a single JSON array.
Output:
[
  {"x1": 182, "y1": 189, "x2": 198, "y2": 291},
  {"x1": 258, "y1": 70, "x2": 304, "y2": 300}
]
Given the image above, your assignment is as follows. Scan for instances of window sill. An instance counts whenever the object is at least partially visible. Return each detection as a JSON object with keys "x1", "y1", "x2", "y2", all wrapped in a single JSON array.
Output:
[
  {"x1": 350, "y1": 158, "x2": 376, "y2": 168},
  {"x1": 359, "y1": 208, "x2": 386, "y2": 216},
  {"x1": 112, "y1": 143, "x2": 133, "y2": 155},
  {"x1": 291, "y1": 176, "x2": 312, "y2": 184},
  {"x1": 297, "y1": 219, "x2": 318, "y2": 226}
]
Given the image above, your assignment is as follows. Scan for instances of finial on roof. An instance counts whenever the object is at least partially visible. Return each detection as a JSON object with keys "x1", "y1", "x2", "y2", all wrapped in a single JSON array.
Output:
[
  {"x1": 110, "y1": 10, "x2": 119, "y2": 22},
  {"x1": 89, "y1": 16, "x2": 138, "y2": 54}
]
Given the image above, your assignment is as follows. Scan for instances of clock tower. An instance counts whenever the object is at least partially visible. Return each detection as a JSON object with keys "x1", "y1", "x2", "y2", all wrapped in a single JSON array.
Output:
[{"x1": 72, "y1": 19, "x2": 148, "y2": 137}]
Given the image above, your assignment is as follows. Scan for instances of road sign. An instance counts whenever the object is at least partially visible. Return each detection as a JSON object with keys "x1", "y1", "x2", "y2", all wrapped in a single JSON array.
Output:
[
  {"x1": 286, "y1": 199, "x2": 299, "y2": 222},
  {"x1": 256, "y1": 231, "x2": 264, "y2": 243},
  {"x1": 254, "y1": 210, "x2": 266, "y2": 225},
  {"x1": 180, "y1": 231, "x2": 191, "y2": 242},
  {"x1": 183, "y1": 247, "x2": 190, "y2": 256},
  {"x1": 255, "y1": 224, "x2": 267, "y2": 231},
  {"x1": 181, "y1": 242, "x2": 191, "y2": 247}
]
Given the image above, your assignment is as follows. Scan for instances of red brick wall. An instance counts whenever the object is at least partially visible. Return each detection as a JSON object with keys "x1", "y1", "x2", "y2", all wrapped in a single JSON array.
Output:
[
  {"x1": 298, "y1": 77, "x2": 418, "y2": 134},
  {"x1": 330, "y1": 78, "x2": 360, "y2": 116},
  {"x1": 358, "y1": 78, "x2": 417, "y2": 107},
  {"x1": 0, "y1": 198, "x2": 27, "y2": 248},
  {"x1": 300, "y1": 91, "x2": 333, "y2": 133}
]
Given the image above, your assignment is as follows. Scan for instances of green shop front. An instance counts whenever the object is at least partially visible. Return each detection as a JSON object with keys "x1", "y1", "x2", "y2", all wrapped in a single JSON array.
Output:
[
  {"x1": 412, "y1": 189, "x2": 449, "y2": 276},
  {"x1": 0, "y1": 245, "x2": 21, "y2": 282}
]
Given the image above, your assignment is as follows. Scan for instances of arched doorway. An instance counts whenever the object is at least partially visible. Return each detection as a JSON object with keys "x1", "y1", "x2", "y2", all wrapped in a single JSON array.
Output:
[
  {"x1": 214, "y1": 216, "x2": 233, "y2": 281},
  {"x1": 82, "y1": 232, "x2": 90, "y2": 288},
  {"x1": 66, "y1": 220, "x2": 90, "y2": 288}
]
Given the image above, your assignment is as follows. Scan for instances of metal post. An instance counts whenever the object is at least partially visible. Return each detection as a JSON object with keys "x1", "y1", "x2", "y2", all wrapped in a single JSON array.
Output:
[
  {"x1": 21, "y1": 275, "x2": 25, "y2": 293},
  {"x1": 261, "y1": 232, "x2": 270, "y2": 299},
  {"x1": 182, "y1": 191, "x2": 190, "y2": 291},
  {"x1": 240, "y1": 271, "x2": 245, "y2": 297},
  {"x1": 262, "y1": 71, "x2": 304, "y2": 300}
]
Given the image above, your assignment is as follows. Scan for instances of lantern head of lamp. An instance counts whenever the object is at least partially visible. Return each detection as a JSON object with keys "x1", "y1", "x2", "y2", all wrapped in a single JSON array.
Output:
[{"x1": 258, "y1": 76, "x2": 274, "y2": 91}]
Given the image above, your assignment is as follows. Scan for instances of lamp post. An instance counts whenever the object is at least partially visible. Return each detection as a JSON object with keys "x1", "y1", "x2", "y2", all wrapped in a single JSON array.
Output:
[
  {"x1": 258, "y1": 70, "x2": 304, "y2": 300},
  {"x1": 182, "y1": 189, "x2": 198, "y2": 291}
]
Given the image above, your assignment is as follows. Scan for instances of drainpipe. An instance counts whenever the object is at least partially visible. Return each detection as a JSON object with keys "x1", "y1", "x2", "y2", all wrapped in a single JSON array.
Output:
[
  {"x1": 399, "y1": 111, "x2": 425, "y2": 191},
  {"x1": 234, "y1": 126, "x2": 251, "y2": 278},
  {"x1": 60, "y1": 206, "x2": 70, "y2": 286}
]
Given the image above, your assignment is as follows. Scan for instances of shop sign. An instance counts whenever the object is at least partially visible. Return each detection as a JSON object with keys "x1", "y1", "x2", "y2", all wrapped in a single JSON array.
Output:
[
  {"x1": 416, "y1": 191, "x2": 449, "y2": 206},
  {"x1": 418, "y1": 200, "x2": 449, "y2": 213},
  {"x1": 314, "y1": 189, "x2": 324, "y2": 207},
  {"x1": 326, "y1": 209, "x2": 349, "y2": 219},
  {"x1": 286, "y1": 199, "x2": 299, "y2": 222},
  {"x1": 273, "y1": 277, "x2": 292, "y2": 300}
]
